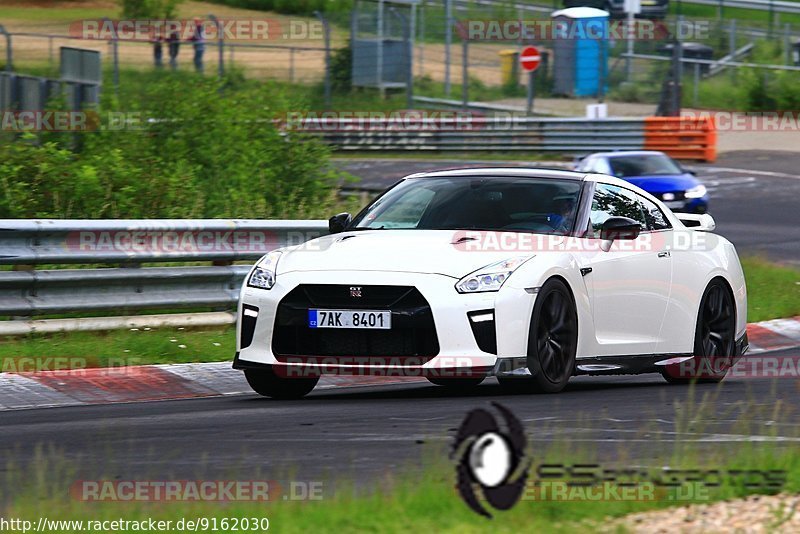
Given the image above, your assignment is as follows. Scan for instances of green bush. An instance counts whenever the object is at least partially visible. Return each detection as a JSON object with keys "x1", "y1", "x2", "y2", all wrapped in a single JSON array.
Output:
[
  {"x1": 119, "y1": 0, "x2": 183, "y2": 19},
  {"x1": 0, "y1": 75, "x2": 343, "y2": 219},
  {"x1": 206, "y1": 0, "x2": 352, "y2": 16}
]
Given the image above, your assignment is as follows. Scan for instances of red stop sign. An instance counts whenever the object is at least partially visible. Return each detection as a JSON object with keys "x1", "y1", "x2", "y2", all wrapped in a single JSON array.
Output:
[{"x1": 520, "y1": 46, "x2": 541, "y2": 72}]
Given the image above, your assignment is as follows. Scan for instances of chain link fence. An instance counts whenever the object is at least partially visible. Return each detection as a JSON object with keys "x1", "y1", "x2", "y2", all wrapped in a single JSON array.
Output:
[{"x1": 2, "y1": 2, "x2": 800, "y2": 115}]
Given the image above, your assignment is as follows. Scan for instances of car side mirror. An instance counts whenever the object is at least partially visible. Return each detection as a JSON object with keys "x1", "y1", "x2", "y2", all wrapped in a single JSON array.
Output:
[
  {"x1": 328, "y1": 212, "x2": 352, "y2": 234},
  {"x1": 600, "y1": 217, "x2": 641, "y2": 241}
]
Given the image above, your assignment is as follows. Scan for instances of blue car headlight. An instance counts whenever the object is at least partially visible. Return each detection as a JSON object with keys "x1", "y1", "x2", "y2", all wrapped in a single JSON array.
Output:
[{"x1": 684, "y1": 184, "x2": 707, "y2": 199}]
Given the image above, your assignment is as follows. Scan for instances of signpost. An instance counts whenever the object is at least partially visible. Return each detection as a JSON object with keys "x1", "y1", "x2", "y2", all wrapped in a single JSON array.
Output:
[{"x1": 520, "y1": 45, "x2": 541, "y2": 115}]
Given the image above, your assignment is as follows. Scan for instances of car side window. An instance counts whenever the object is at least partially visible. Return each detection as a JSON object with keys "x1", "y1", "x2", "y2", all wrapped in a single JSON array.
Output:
[
  {"x1": 589, "y1": 183, "x2": 647, "y2": 235},
  {"x1": 638, "y1": 195, "x2": 672, "y2": 231}
]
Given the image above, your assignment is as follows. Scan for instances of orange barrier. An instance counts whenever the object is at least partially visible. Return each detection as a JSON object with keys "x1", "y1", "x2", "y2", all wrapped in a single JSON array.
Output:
[{"x1": 643, "y1": 116, "x2": 716, "y2": 162}]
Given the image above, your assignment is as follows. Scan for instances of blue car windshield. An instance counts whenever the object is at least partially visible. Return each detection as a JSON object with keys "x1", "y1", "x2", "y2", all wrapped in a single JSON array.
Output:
[
  {"x1": 609, "y1": 155, "x2": 683, "y2": 177},
  {"x1": 351, "y1": 177, "x2": 582, "y2": 235}
]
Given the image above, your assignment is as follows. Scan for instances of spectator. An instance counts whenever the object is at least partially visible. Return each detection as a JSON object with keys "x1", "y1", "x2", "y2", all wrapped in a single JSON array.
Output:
[
  {"x1": 167, "y1": 30, "x2": 180, "y2": 70},
  {"x1": 152, "y1": 30, "x2": 163, "y2": 69},
  {"x1": 191, "y1": 18, "x2": 206, "y2": 74}
]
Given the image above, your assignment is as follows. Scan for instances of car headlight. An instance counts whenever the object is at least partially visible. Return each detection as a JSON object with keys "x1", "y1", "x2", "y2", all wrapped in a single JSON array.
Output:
[
  {"x1": 455, "y1": 256, "x2": 531, "y2": 294},
  {"x1": 684, "y1": 184, "x2": 707, "y2": 199},
  {"x1": 247, "y1": 250, "x2": 283, "y2": 290}
]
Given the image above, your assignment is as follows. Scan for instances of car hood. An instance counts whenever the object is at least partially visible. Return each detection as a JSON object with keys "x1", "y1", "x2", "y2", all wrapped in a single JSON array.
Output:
[
  {"x1": 623, "y1": 174, "x2": 699, "y2": 193},
  {"x1": 277, "y1": 230, "x2": 541, "y2": 278}
]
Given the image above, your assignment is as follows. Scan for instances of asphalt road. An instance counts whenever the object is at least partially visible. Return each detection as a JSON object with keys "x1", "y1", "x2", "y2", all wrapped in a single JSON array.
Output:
[
  {"x1": 2, "y1": 350, "x2": 799, "y2": 489},
  {"x1": 335, "y1": 149, "x2": 800, "y2": 266}
]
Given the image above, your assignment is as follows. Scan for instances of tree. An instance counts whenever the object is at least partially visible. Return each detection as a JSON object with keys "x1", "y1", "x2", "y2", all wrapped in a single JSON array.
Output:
[{"x1": 119, "y1": 0, "x2": 183, "y2": 19}]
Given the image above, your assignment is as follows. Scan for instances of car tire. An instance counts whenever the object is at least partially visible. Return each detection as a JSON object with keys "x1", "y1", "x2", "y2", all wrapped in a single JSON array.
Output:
[
  {"x1": 662, "y1": 278, "x2": 736, "y2": 384},
  {"x1": 426, "y1": 376, "x2": 485, "y2": 389},
  {"x1": 526, "y1": 278, "x2": 578, "y2": 393},
  {"x1": 244, "y1": 367, "x2": 319, "y2": 399}
]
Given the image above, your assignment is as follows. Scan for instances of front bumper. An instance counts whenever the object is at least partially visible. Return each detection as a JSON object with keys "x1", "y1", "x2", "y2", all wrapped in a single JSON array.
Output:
[{"x1": 235, "y1": 270, "x2": 535, "y2": 376}]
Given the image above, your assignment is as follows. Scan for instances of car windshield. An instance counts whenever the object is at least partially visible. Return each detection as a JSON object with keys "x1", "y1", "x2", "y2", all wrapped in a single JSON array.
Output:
[
  {"x1": 351, "y1": 176, "x2": 582, "y2": 235},
  {"x1": 608, "y1": 154, "x2": 683, "y2": 177}
]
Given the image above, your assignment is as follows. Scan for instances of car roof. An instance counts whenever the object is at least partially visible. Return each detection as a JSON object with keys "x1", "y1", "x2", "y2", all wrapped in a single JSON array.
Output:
[
  {"x1": 402, "y1": 167, "x2": 587, "y2": 181},
  {"x1": 586, "y1": 150, "x2": 668, "y2": 159}
]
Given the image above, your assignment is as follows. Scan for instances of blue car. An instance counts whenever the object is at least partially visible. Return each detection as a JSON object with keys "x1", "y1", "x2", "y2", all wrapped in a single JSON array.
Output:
[{"x1": 575, "y1": 151, "x2": 709, "y2": 214}]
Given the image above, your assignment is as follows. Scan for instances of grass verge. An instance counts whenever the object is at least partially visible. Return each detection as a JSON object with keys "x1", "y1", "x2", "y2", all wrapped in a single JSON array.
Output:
[
  {"x1": 0, "y1": 325, "x2": 234, "y2": 370},
  {"x1": 742, "y1": 256, "x2": 800, "y2": 323},
  {"x1": 3, "y1": 400, "x2": 800, "y2": 533}
]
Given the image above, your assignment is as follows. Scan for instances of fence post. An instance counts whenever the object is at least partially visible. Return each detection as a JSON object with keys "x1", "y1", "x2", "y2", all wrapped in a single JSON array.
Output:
[
  {"x1": 445, "y1": 0, "x2": 452, "y2": 97},
  {"x1": 693, "y1": 61, "x2": 699, "y2": 107},
  {"x1": 461, "y1": 38, "x2": 468, "y2": 110},
  {"x1": 0, "y1": 24, "x2": 12, "y2": 72},
  {"x1": 729, "y1": 19, "x2": 736, "y2": 81},
  {"x1": 208, "y1": 14, "x2": 224, "y2": 80},
  {"x1": 784, "y1": 23, "x2": 791, "y2": 65},
  {"x1": 289, "y1": 47, "x2": 295, "y2": 83},
  {"x1": 314, "y1": 11, "x2": 332, "y2": 110},
  {"x1": 102, "y1": 17, "x2": 119, "y2": 96},
  {"x1": 418, "y1": 0, "x2": 425, "y2": 78}
]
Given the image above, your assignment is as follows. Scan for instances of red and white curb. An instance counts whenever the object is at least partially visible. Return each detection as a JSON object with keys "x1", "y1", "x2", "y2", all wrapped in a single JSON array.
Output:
[{"x1": 1, "y1": 317, "x2": 798, "y2": 412}]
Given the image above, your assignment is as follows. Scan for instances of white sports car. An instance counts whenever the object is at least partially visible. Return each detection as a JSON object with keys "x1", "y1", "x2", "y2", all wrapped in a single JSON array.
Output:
[{"x1": 234, "y1": 168, "x2": 748, "y2": 399}]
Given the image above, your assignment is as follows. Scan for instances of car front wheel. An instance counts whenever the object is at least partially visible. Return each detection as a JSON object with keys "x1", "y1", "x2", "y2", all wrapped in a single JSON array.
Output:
[
  {"x1": 526, "y1": 278, "x2": 578, "y2": 393},
  {"x1": 244, "y1": 367, "x2": 319, "y2": 399}
]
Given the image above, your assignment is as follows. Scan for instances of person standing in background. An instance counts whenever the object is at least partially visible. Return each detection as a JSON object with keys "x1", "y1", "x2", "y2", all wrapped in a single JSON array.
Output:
[
  {"x1": 167, "y1": 30, "x2": 180, "y2": 70},
  {"x1": 191, "y1": 18, "x2": 206, "y2": 74},
  {"x1": 152, "y1": 29, "x2": 164, "y2": 69}
]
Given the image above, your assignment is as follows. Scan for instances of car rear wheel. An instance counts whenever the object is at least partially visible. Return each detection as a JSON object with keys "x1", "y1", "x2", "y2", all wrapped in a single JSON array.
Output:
[
  {"x1": 244, "y1": 367, "x2": 319, "y2": 399},
  {"x1": 525, "y1": 278, "x2": 578, "y2": 393},
  {"x1": 662, "y1": 279, "x2": 735, "y2": 384}
]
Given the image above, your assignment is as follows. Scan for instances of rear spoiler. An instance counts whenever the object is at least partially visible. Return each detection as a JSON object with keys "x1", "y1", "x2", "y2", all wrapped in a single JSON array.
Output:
[{"x1": 676, "y1": 213, "x2": 716, "y2": 232}]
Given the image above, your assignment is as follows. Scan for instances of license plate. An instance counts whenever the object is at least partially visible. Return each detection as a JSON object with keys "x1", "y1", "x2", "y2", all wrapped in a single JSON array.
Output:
[
  {"x1": 665, "y1": 201, "x2": 685, "y2": 209},
  {"x1": 308, "y1": 309, "x2": 391, "y2": 329}
]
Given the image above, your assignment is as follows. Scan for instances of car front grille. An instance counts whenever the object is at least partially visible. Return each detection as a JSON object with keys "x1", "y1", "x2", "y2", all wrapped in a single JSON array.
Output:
[{"x1": 272, "y1": 285, "x2": 439, "y2": 364}]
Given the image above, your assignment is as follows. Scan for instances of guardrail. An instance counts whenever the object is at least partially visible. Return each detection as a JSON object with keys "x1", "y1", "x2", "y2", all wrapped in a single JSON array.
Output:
[
  {"x1": 297, "y1": 116, "x2": 717, "y2": 162},
  {"x1": 481, "y1": 0, "x2": 800, "y2": 15},
  {"x1": 0, "y1": 220, "x2": 328, "y2": 321}
]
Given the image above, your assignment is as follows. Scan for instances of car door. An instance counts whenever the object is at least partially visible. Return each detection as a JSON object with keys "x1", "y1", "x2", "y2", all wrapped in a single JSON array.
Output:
[{"x1": 582, "y1": 183, "x2": 672, "y2": 356}]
